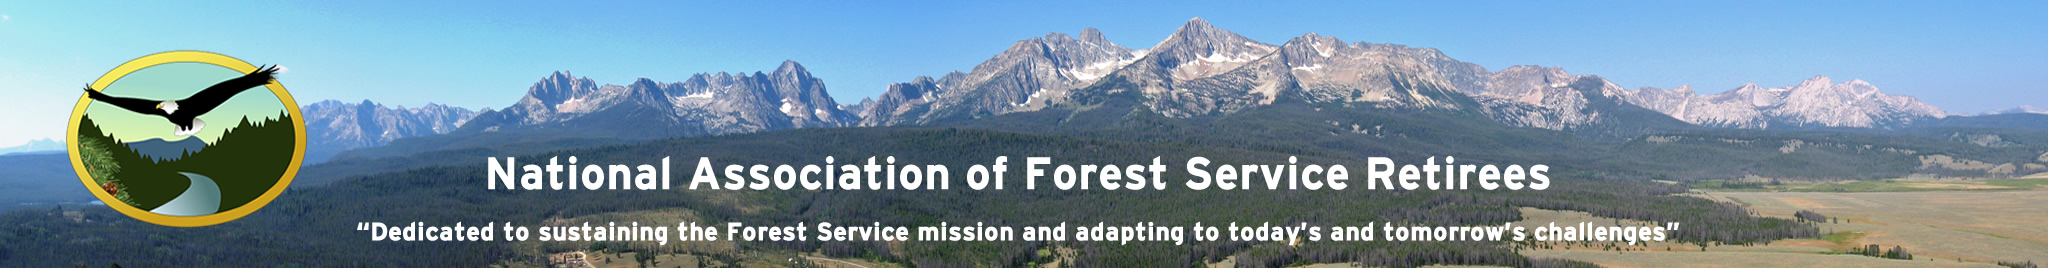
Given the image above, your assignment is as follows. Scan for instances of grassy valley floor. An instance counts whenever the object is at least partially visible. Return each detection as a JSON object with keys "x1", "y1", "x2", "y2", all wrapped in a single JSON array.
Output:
[{"x1": 1525, "y1": 178, "x2": 2048, "y2": 267}]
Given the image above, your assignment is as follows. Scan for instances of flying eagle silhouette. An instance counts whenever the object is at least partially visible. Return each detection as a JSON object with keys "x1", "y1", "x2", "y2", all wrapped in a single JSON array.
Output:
[{"x1": 83, "y1": 65, "x2": 283, "y2": 137}]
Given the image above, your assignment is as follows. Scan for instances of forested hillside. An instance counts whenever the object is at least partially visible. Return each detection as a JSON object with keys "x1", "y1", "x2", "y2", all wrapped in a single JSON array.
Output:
[{"x1": 0, "y1": 126, "x2": 1817, "y2": 267}]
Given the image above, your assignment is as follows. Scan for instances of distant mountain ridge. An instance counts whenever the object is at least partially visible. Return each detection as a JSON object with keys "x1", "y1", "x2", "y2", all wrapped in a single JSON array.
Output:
[
  {"x1": 302, "y1": 100, "x2": 479, "y2": 163},
  {"x1": 1630, "y1": 76, "x2": 1946, "y2": 129},
  {"x1": 123, "y1": 137, "x2": 206, "y2": 162},
  {"x1": 1986, "y1": 105, "x2": 2047, "y2": 115},
  {"x1": 0, "y1": 138, "x2": 63, "y2": 155}
]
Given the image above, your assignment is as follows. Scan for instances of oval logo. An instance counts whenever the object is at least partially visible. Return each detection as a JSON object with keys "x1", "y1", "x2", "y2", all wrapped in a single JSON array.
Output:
[{"x1": 67, "y1": 51, "x2": 305, "y2": 227}]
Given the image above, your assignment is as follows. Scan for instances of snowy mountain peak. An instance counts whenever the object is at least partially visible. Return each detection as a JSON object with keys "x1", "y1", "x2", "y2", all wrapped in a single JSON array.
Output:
[
  {"x1": 1736, "y1": 82, "x2": 1763, "y2": 91},
  {"x1": 1148, "y1": 18, "x2": 1275, "y2": 80},
  {"x1": 1280, "y1": 33, "x2": 1345, "y2": 58},
  {"x1": 1627, "y1": 76, "x2": 1944, "y2": 128},
  {"x1": 1844, "y1": 78, "x2": 1871, "y2": 86},
  {"x1": 302, "y1": 100, "x2": 479, "y2": 162},
  {"x1": 857, "y1": 27, "x2": 1141, "y2": 125},
  {"x1": 1799, "y1": 75, "x2": 1834, "y2": 87},
  {"x1": 858, "y1": 75, "x2": 944, "y2": 126},
  {"x1": 463, "y1": 61, "x2": 857, "y2": 138},
  {"x1": 1294, "y1": 32, "x2": 1325, "y2": 40},
  {"x1": 1158, "y1": 17, "x2": 1270, "y2": 50},
  {"x1": 1256, "y1": 32, "x2": 1473, "y2": 110}
]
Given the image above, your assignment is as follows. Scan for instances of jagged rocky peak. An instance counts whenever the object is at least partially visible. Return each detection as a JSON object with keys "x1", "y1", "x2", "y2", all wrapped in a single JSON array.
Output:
[
  {"x1": 464, "y1": 61, "x2": 859, "y2": 137},
  {"x1": 859, "y1": 27, "x2": 1142, "y2": 126},
  {"x1": 1463, "y1": 66, "x2": 1619, "y2": 130},
  {"x1": 302, "y1": 99, "x2": 480, "y2": 158},
  {"x1": 1270, "y1": 32, "x2": 1351, "y2": 71},
  {"x1": 1491, "y1": 65, "x2": 1630, "y2": 98},
  {"x1": 1448, "y1": 63, "x2": 1696, "y2": 134},
  {"x1": 1491, "y1": 65, "x2": 1571, "y2": 86},
  {"x1": 884, "y1": 76, "x2": 940, "y2": 101},
  {"x1": 1002, "y1": 29, "x2": 1140, "y2": 82},
  {"x1": 1256, "y1": 32, "x2": 1468, "y2": 109},
  {"x1": 1627, "y1": 84, "x2": 1696, "y2": 112},
  {"x1": 305, "y1": 100, "x2": 479, "y2": 134},
  {"x1": 1078, "y1": 27, "x2": 1109, "y2": 43},
  {"x1": 1149, "y1": 17, "x2": 1277, "y2": 80},
  {"x1": 1472, "y1": 65, "x2": 1572, "y2": 105},
  {"x1": 859, "y1": 76, "x2": 941, "y2": 126},
  {"x1": 523, "y1": 71, "x2": 603, "y2": 108},
  {"x1": 756, "y1": 60, "x2": 846, "y2": 120},
  {"x1": 772, "y1": 60, "x2": 813, "y2": 80},
  {"x1": 628, "y1": 77, "x2": 664, "y2": 90}
]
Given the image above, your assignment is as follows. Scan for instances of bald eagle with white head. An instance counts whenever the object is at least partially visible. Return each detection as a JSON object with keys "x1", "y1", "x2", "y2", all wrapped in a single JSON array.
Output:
[{"x1": 83, "y1": 65, "x2": 283, "y2": 136}]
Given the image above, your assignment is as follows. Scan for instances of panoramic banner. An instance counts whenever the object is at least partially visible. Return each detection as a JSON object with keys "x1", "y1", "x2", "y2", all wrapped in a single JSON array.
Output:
[{"x1": 3, "y1": 1, "x2": 2045, "y2": 267}]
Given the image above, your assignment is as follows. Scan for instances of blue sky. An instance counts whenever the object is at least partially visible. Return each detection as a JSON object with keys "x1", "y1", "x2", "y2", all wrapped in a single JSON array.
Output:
[{"x1": 4, "y1": 1, "x2": 2045, "y2": 146}]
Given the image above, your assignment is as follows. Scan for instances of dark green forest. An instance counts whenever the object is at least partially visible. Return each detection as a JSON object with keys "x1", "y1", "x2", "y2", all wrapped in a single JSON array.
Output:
[
  {"x1": 3, "y1": 125, "x2": 1814, "y2": 267},
  {"x1": 74, "y1": 113, "x2": 297, "y2": 213},
  {"x1": 171, "y1": 113, "x2": 300, "y2": 211}
]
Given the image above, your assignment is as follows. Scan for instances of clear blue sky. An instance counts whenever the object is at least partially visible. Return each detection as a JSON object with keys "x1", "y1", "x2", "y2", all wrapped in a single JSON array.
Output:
[{"x1": 4, "y1": 1, "x2": 2045, "y2": 146}]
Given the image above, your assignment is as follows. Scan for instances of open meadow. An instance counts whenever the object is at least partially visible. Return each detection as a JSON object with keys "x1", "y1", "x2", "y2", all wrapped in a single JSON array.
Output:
[{"x1": 1521, "y1": 178, "x2": 2048, "y2": 267}]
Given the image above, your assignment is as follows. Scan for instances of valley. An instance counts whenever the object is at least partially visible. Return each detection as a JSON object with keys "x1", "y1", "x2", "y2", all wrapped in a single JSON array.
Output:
[{"x1": 1517, "y1": 179, "x2": 2048, "y2": 267}]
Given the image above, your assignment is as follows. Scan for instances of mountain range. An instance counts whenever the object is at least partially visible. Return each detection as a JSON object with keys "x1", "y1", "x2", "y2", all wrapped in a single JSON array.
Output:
[
  {"x1": 123, "y1": 137, "x2": 206, "y2": 162},
  {"x1": 302, "y1": 100, "x2": 479, "y2": 163},
  {"x1": 854, "y1": 18, "x2": 1950, "y2": 134},
  {"x1": 1987, "y1": 105, "x2": 2048, "y2": 115},
  {"x1": 3, "y1": 18, "x2": 2002, "y2": 165},
  {"x1": 1629, "y1": 76, "x2": 1946, "y2": 129},
  {"x1": 271, "y1": 18, "x2": 2025, "y2": 173},
  {"x1": 457, "y1": 61, "x2": 859, "y2": 138}
]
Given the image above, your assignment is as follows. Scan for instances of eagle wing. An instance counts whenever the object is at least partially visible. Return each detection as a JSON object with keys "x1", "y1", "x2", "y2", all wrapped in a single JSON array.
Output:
[
  {"x1": 83, "y1": 86, "x2": 169, "y2": 116},
  {"x1": 177, "y1": 64, "x2": 280, "y2": 116}
]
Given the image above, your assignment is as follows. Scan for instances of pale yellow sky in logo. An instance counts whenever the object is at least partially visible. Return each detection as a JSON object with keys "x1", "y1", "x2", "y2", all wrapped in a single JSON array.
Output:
[{"x1": 84, "y1": 62, "x2": 285, "y2": 144}]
